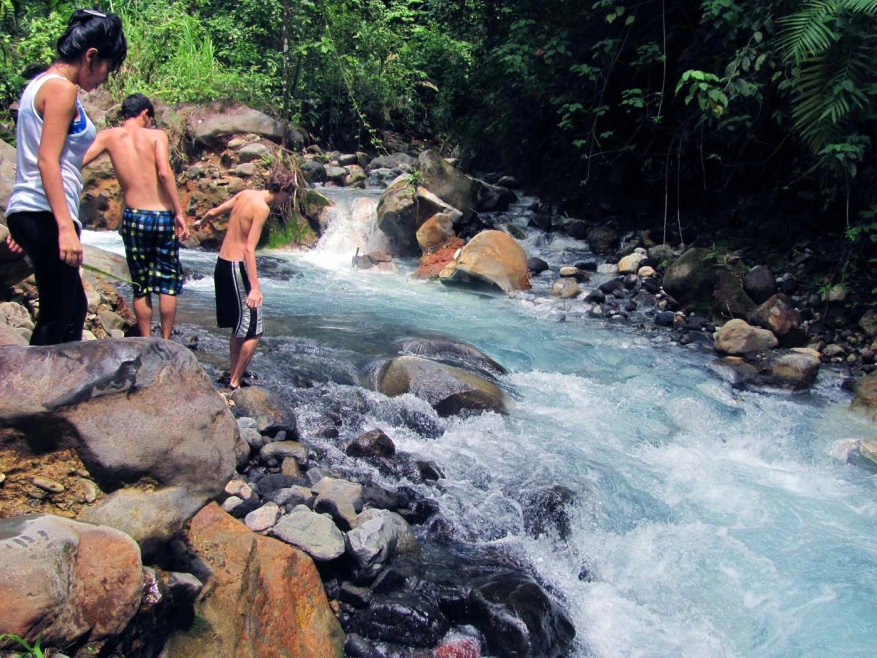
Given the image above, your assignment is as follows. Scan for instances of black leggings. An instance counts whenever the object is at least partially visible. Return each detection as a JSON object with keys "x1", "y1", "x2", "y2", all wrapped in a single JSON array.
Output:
[{"x1": 7, "y1": 211, "x2": 87, "y2": 345}]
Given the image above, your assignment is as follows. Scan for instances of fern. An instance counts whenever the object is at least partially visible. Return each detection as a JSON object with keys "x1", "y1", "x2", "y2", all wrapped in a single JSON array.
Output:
[{"x1": 777, "y1": 0, "x2": 877, "y2": 150}]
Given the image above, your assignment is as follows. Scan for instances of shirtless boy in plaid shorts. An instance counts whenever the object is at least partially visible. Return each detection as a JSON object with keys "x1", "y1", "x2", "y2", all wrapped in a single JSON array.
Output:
[{"x1": 83, "y1": 94, "x2": 188, "y2": 338}]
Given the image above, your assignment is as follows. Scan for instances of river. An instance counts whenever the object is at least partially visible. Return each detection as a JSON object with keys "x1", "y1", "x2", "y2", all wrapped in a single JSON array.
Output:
[{"x1": 84, "y1": 188, "x2": 877, "y2": 658}]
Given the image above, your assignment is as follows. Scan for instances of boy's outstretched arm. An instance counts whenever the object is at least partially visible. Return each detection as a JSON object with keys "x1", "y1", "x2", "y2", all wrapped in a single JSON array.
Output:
[{"x1": 192, "y1": 193, "x2": 239, "y2": 229}]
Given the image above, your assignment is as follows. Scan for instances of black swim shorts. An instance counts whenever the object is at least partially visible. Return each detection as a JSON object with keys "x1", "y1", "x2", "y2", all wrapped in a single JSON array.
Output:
[{"x1": 214, "y1": 257, "x2": 264, "y2": 338}]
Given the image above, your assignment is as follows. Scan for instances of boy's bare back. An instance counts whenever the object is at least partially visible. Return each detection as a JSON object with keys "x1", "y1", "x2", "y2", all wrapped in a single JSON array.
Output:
[
  {"x1": 97, "y1": 126, "x2": 175, "y2": 211},
  {"x1": 218, "y1": 190, "x2": 272, "y2": 261}
]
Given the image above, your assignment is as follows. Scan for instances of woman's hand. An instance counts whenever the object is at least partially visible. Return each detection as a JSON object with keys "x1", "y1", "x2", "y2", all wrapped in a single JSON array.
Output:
[
  {"x1": 5, "y1": 234, "x2": 23, "y2": 255},
  {"x1": 58, "y1": 225, "x2": 84, "y2": 266}
]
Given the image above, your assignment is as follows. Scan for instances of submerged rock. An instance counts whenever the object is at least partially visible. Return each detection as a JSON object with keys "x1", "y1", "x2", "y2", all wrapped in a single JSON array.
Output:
[{"x1": 375, "y1": 355, "x2": 508, "y2": 417}]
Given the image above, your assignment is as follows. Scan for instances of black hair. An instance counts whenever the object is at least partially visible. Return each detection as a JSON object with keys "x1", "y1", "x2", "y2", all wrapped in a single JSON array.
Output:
[
  {"x1": 57, "y1": 9, "x2": 127, "y2": 73},
  {"x1": 120, "y1": 93, "x2": 154, "y2": 120}
]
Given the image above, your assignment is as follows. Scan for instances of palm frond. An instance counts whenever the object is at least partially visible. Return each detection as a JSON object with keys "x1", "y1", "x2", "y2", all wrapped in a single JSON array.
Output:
[{"x1": 777, "y1": 0, "x2": 838, "y2": 64}]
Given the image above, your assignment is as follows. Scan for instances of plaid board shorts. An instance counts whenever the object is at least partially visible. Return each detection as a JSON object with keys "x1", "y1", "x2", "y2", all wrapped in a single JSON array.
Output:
[{"x1": 121, "y1": 208, "x2": 184, "y2": 297}]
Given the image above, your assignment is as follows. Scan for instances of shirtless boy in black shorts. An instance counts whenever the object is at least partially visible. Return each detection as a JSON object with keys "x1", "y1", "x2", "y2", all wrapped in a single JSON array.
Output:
[{"x1": 193, "y1": 169, "x2": 295, "y2": 390}]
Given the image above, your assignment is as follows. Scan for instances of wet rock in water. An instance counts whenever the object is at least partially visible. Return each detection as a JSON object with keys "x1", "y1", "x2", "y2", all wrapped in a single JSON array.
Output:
[
  {"x1": 550, "y1": 277, "x2": 581, "y2": 299},
  {"x1": 345, "y1": 594, "x2": 450, "y2": 648},
  {"x1": 467, "y1": 572, "x2": 576, "y2": 658},
  {"x1": 347, "y1": 428, "x2": 397, "y2": 458},
  {"x1": 587, "y1": 226, "x2": 619, "y2": 254},
  {"x1": 709, "y1": 348, "x2": 821, "y2": 391},
  {"x1": 229, "y1": 385, "x2": 299, "y2": 438},
  {"x1": 396, "y1": 337, "x2": 508, "y2": 377},
  {"x1": 376, "y1": 355, "x2": 508, "y2": 417},
  {"x1": 850, "y1": 372, "x2": 877, "y2": 420},
  {"x1": 527, "y1": 257, "x2": 549, "y2": 274},
  {"x1": 312, "y1": 477, "x2": 364, "y2": 530},
  {"x1": 519, "y1": 484, "x2": 578, "y2": 540},
  {"x1": 439, "y1": 230, "x2": 531, "y2": 293}
]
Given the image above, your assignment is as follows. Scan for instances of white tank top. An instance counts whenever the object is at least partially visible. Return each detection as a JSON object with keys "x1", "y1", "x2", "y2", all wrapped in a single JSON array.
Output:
[{"x1": 5, "y1": 73, "x2": 96, "y2": 227}]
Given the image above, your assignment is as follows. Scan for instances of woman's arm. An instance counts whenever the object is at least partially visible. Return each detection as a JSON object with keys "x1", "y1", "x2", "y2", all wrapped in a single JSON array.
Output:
[{"x1": 36, "y1": 79, "x2": 83, "y2": 266}]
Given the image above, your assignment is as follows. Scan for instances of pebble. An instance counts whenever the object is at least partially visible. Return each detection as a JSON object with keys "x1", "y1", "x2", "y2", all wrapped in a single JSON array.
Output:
[
  {"x1": 32, "y1": 477, "x2": 65, "y2": 494},
  {"x1": 80, "y1": 479, "x2": 98, "y2": 503},
  {"x1": 0, "y1": 473, "x2": 5, "y2": 485}
]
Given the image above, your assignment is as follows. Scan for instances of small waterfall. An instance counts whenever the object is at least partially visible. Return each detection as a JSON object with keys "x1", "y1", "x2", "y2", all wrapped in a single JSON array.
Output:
[{"x1": 313, "y1": 188, "x2": 389, "y2": 259}]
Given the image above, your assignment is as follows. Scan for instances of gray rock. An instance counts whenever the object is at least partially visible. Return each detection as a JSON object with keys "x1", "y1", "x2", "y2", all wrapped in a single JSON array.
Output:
[
  {"x1": 237, "y1": 142, "x2": 271, "y2": 163},
  {"x1": 551, "y1": 278, "x2": 581, "y2": 299},
  {"x1": 312, "y1": 477, "x2": 363, "y2": 530},
  {"x1": 244, "y1": 502, "x2": 281, "y2": 532},
  {"x1": 259, "y1": 440, "x2": 309, "y2": 465},
  {"x1": 229, "y1": 385, "x2": 298, "y2": 438},
  {"x1": 272, "y1": 507, "x2": 346, "y2": 561}
]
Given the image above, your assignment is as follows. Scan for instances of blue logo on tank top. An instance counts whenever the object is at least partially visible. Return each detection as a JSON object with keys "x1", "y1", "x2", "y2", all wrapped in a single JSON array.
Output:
[{"x1": 68, "y1": 99, "x2": 87, "y2": 135}]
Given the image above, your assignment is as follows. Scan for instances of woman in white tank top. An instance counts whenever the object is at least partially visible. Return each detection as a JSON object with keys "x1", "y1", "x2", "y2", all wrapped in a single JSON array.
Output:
[{"x1": 4, "y1": 9, "x2": 126, "y2": 345}]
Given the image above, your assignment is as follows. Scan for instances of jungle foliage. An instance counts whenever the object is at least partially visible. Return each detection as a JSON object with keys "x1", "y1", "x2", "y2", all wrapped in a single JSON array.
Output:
[{"x1": 1, "y1": 0, "x2": 876, "y2": 255}]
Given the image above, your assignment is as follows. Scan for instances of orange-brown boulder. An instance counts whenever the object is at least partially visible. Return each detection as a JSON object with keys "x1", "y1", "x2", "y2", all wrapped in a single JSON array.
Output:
[{"x1": 164, "y1": 503, "x2": 344, "y2": 658}]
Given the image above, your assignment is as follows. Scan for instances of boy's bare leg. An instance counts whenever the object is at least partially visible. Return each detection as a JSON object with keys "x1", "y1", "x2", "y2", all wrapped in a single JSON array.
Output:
[
  {"x1": 229, "y1": 335, "x2": 260, "y2": 388},
  {"x1": 132, "y1": 295, "x2": 153, "y2": 337},
  {"x1": 158, "y1": 294, "x2": 177, "y2": 340}
]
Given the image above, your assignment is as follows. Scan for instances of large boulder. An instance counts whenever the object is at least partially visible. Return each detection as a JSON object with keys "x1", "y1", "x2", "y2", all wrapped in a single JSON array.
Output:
[
  {"x1": 376, "y1": 176, "x2": 462, "y2": 255},
  {"x1": 0, "y1": 515, "x2": 143, "y2": 647},
  {"x1": 439, "y1": 230, "x2": 531, "y2": 293},
  {"x1": 662, "y1": 248, "x2": 719, "y2": 313},
  {"x1": 473, "y1": 178, "x2": 517, "y2": 212},
  {"x1": 375, "y1": 355, "x2": 508, "y2": 416},
  {"x1": 188, "y1": 101, "x2": 285, "y2": 145},
  {"x1": 468, "y1": 572, "x2": 576, "y2": 658},
  {"x1": 165, "y1": 504, "x2": 344, "y2": 658},
  {"x1": 418, "y1": 150, "x2": 477, "y2": 221},
  {"x1": 0, "y1": 339, "x2": 237, "y2": 556}
]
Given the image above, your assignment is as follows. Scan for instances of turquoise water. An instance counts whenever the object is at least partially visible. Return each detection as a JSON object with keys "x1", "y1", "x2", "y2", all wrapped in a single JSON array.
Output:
[{"x1": 83, "y1": 191, "x2": 877, "y2": 658}]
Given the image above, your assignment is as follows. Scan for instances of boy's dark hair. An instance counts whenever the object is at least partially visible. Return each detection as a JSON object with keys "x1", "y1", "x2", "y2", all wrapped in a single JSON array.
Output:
[
  {"x1": 57, "y1": 9, "x2": 127, "y2": 73},
  {"x1": 120, "y1": 93, "x2": 154, "y2": 121},
  {"x1": 266, "y1": 168, "x2": 297, "y2": 194}
]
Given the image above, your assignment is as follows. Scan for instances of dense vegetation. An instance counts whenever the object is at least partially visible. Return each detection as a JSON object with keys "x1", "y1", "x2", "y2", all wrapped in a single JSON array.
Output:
[{"x1": 2, "y1": 0, "x2": 877, "y2": 285}]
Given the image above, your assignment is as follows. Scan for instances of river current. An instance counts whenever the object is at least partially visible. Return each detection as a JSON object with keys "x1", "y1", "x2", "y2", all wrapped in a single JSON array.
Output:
[{"x1": 84, "y1": 188, "x2": 877, "y2": 657}]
